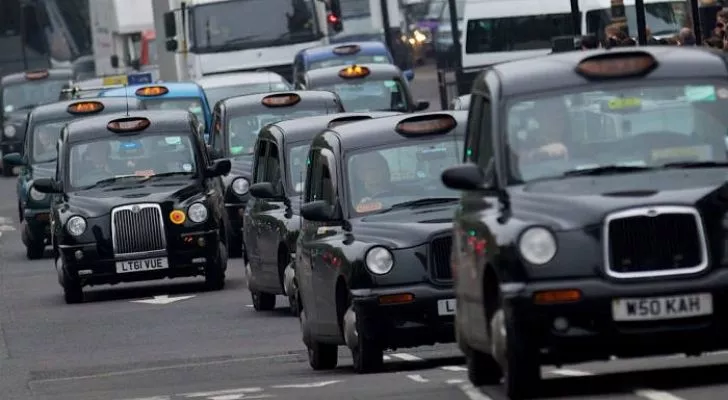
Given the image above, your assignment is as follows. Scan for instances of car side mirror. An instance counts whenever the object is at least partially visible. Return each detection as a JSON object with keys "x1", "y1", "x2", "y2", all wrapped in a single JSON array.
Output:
[
  {"x1": 415, "y1": 100, "x2": 429, "y2": 111},
  {"x1": 3, "y1": 152, "x2": 25, "y2": 166},
  {"x1": 404, "y1": 69, "x2": 415, "y2": 81},
  {"x1": 206, "y1": 159, "x2": 231, "y2": 177},
  {"x1": 110, "y1": 55, "x2": 119, "y2": 69},
  {"x1": 163, "y1": 11, "x2": 177, "y2": 38},
  {"x1": 250, "y1": 182, "x2": 280, "y2": 199},
  {"x1": 206, "y1": 145, "x2": 222, "y2": 159},
  {"x1": 300, "y1": 200, "x2": 334, "y2": 221},
  {"x1": 441, "y1": 163, "x2": 490, "y2": 191},
  {"x1": 33, "y1": 177, "x2": 61, "y2": 194}
]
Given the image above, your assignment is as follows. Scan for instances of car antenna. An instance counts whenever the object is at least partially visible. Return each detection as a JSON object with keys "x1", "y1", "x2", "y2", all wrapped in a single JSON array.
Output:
[{"x1": 124, "y1": 84, "x2": 130, "y2": 116}]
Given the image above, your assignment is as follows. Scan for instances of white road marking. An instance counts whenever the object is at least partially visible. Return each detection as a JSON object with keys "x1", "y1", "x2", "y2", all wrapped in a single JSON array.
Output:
[
  {"x1": 441, "y1": 365, "x2": 467, "y2": 372},
  {"x1": 446, "y1": 379, "x2": 465, "y2": 384},
  {"x1": 549, "y1": 368, "x2": 594, "y2": 377},
  {"x1": 406, "y1": 374, "x2": 429, "y2": 383},
  {"x1": 209, "y1": 395, "x2": 272, "y2": 400},
  {"x1": 130, "y1": 295, "x2": 196, "y2": 305},
  {"x1": 634, "y1": 389, "x2": 685, "y2": 400},
  {"x1": 180, "y1": 387, "x2": 263, "y2": 397},
  {"x1": 271, "y1": 380, "x2": 341, "y2": 389},
  {"x1": 458, "y1": 383, "x2": 493, "y2": 400},
  {"x1": 382, "y1": 355, "x2": 392, "y2": 361},
  {"x1": 390, "y1": 353, "x2": 424, "y2": 362},
  {"x1": 0, "y1": 225, "x2": 16, "y2": 231},
  {"x1": 118, "y1": 397, "x2": 171, "y2": 400},
  {"x1": 245, "y1": 305, "x2": 254, "y2": 308}
]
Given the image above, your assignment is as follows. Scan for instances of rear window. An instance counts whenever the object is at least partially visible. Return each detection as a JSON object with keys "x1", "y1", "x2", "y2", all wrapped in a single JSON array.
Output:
[
  {"x1": 465, "y1": 13, "x2": 576, "y2": 53},
  {"x1": 308, "y1": 54, "x2": 391, "y2": 70},
  {"x1": 142, "y1": 98, "x2": 205, "y2": 128}
]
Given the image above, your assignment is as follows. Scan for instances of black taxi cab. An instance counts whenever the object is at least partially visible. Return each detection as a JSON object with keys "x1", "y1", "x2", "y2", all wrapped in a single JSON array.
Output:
[
  {"x1": 208, "y1": 91, "x2": 344, "y2": 258},
  {"x1": 3, "y1": 98, "x2": 143, "y2": 260},
  {"x1": 32, "y1": 110, "x2": 232, "y2": 304},
  {"x1": 243, "y1": 111, "x2": 401, "y2": 313},
  {"x1": 1, "y1": 68, "x2": 74, "y2": 175},
  {"x1": 441, "y1": 47, "x2": 728, "y2": 398},
  {"x1": 298, "y1": 64, "x2": 429, "y2": 113},
  {"x1": 296, "y1": 111, "x2": 466, "y2": 373}
]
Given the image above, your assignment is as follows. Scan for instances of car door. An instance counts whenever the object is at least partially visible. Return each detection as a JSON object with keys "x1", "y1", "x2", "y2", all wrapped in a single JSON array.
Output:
[
  {"x1": 245, "y1": 140, "x2": 269, "y2": 272},
  {"x1": 257, "y1": 140, "x2": 287, "y2": 289},
  {"x1": 298, "y1": 148, "x2": 323, "y2": 330}
]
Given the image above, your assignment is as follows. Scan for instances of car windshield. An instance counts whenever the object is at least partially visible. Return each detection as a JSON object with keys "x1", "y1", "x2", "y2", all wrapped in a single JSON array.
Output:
[
  {"x1": 318, "y1": 79, "x2": 408, "y2": 112},
  {"x1": 506, "y1": 81, "x2": 728, "y2": 183},
  {"x1": 228, "y1": 108, "x2": 331, "y2": 156},
  {"x1": 68, "y1": 134, "x2": 197, "y2": 189},
  {"x1": 586, "y1": 1, "x2": 687, "y2": 38},
  {"x1": 425, "y1": 0, "x2": 445, "y2": 19},
  {"x1": 465, "y1": 13, "x2": 576, "y2": 53},
  {"x1": 31, "y1": 121, "x2": 66, "y2": 163},
  {"x1": 347, "y1": 138, "x2": 463, "y2": 215},
  {"x1": 2, "y1": 80, "x2": 69, "y2": 112},
  {"x1": 142, "y1": 98, "x2": 206, "y2": 128},
  {"x1": 288, "y1": 143, "x2": 309, "y2": 193},
  {"x1": 308, "y1": 54, "x2": 391, "y2": 70},
  {"x1": 204, "y1": 82, "x2": 290, "y2": 106}
]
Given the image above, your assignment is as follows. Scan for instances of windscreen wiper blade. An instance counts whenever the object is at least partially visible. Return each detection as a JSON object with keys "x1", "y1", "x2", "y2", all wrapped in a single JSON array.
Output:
[
  {"x1": 562, "y1": 165, "x2": 654, "y2": 177},
  {"x1": 388, "y1": 197, "x2": 459, "y2": 210},
  {"x1": 83, "y1": 174, "x2": 146, "y2": 189},
  {"x1": 661, "y1": 161, "x2": 728, "y2": 169}
]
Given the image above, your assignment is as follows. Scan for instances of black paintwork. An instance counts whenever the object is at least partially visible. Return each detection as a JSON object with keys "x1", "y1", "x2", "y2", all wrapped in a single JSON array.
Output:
[
  {"x1": 244, "y1": 111, "x2": 401, "y2": 296},
  {"x1": 296, "y1": 111, "x2": 466, "y2": 351}
]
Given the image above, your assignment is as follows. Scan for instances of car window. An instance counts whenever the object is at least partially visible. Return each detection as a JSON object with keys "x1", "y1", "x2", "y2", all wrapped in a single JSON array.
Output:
[
  {"x1": 346, "y1": 138, "x2": 463, "y2": 215},
  {"x1": 265, "y1": 143, "x2": 282, "y2": 189},
  {"x1": 2, "y1": 80, "x2": 69, "y2": 112},
  {"x1": 507, "y1": 81, "x2": 728, "y2": 183},
  {"x1": 204, "y1": 82, "x2": 291, "y2": 106},
  {"x1": 308, "y1": 55, "x2": 391, "y2": 70},
  {"x1": 319, "y1": 79, "x2": 408, "y2": 112},
  {"x1": 32, "y1": 121, "x2": 66, "y2": 163},
  {"x1": 142, "y1": 98, "x2": 205, "y2": 126},
  {"x1": 254, "y1": 141, "x2": 268, "y2": 183},
  {"x1": 287, "y1": 143, "x2": 309, "y2": 193},
  {"x1": 68, "y1": 134, "x2": 197, "y2": 189},
  {"x1": 465, "y1": 13, "x2": 576, "y2": 54}
]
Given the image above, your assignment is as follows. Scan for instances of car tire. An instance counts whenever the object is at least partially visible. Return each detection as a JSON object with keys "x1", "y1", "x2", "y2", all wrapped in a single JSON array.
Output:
[
  {"x1": 204, "y1": 242, "x2": 227, "y2": 291},
  {"x1": 61, "y1": 269, "x2": 83, "y2": 304},
  {"x1": 251, "y1": 290, "x2": 276, "y2": 311},
  {"x1": 228, "y1": 232, "x2": 243, "y2": 258},
  {"x1": 2, "y1": 161, "x2": 13, "y2": 177},
  {"x1": 17, "y1": 202, "x2": 23, "y2": 223},
  {"x1": 26, "y1": 240, "x2": 45, "y2": 260},
  {"x1": 307, "y1": 340, "x2": 338, "y2": 370},
  {"x1": 288, "y1": 288, "x2": 299, "y2": 316},
  {"x1": 351, "y1": 334, "x2": 383, "y2": 374},
  {"x1": 491, "y1": 307, "x2": 540, "y2": 399}
]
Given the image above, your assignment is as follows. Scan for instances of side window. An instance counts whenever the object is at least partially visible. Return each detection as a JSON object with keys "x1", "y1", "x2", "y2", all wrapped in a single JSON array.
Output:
[
  {"x1": 478, "y1": 96, "x2": 494, "y2": 167},
  {"x1": 464, "y1": 94, "x2": 484, "y2": 163},
  {"x1": 304, "y1": 148, "x2": 322, "y2": 202},
  {"x1": 265, "y1": 143, "x2": 282, "y2": 189},
  {"x1": 211, "y1": 106, "x2": 224, "y2": 153},
  {"x1": 319, "y1": 153, "x2": 335, "y2": 204},
  {"x1": 253, "y1": 141, "x2": 268, "y2": 183}
]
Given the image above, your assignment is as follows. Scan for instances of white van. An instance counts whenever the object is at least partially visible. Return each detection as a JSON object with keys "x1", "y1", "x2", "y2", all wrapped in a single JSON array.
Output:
[{"x1": 581, "y1": 0, "x2": 689, "y2": 41}]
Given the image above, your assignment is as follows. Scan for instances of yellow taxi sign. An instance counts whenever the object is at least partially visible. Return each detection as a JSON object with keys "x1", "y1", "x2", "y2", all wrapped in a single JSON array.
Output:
[
  {"x1": 395, "y1": 114, "x2": 457, "y2": 136},
  {"x1": 135, "y1": 86, "x2": 169, "y2": 97},
  {"x1": 576, "y1": 53, "x2": 656, "y2": 79},
  {"x1": 106, "y1": 117, "x2": 151, "y2": 133},
  {"x1": 339, "y1": 65, "x2": 370, "y2": 79},
  {"x1": 170, "y1": 210, "x2": 186, "y2": 224},
  {"x1": 102, "y1": 75, "x2": 128, "y2": 86},
  {"x1": 67, "y1": 101, "x2": 105, "y2": 114}
]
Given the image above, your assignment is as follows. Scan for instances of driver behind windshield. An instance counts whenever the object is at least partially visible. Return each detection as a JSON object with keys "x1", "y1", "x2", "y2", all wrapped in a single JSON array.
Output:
[
  {"x1": 350, "y1": 151, "x2": 394, "y2": 206},
  {"x1": 516, "y1": 99, "x2": 570, "y2": 162},
  {"x1": 76, "y1": 141, "x2": 115, "y2": 187},
  {"x1": 33, "y1": 125, "x2": 58, "y2": 162},
  {"x1": 229, "y1": 116, "x2": 261, "y2": 155}
]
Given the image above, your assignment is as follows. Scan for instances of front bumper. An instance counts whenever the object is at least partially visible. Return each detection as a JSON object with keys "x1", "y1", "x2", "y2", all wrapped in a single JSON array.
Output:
[
  {"x1": 58, "y1": 230, "x2": 219, "y2": 286},
  {"x1": 507, "y1": 269, "x2": 728, "y2": 365},
  {"x1": 351, "y1": 283, "x2": 455, "y2": 349}
]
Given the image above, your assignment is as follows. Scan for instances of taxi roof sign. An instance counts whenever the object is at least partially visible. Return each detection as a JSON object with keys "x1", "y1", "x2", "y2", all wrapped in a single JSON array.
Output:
[
  {"x1": 576, "y1": 52, "x2": 657, "y2": 79},
  {"x1": 395, "y1": 114, "x2": 457, "y2": 136},
  {"x1": 107, "y1": 117, "x2": 151, "y2": 133},
  {"x1": 25, "y1": 70, "x2": 49, "y2": 80},
  {"x1": 135, "y1": 86, "x2": 169, "y2": 97},
  {"x1": 332, "y1": 44, "x2": 361, "y2": 55},
  {"x1": 339, "y1": 65, "x2": 370, "y2": 79},
  {"x1": 261, "y1": 93, "x2": 301, "y2": 107},
  {"x1": 67, "y1": 101, "x2": 105, "y2": 115}
]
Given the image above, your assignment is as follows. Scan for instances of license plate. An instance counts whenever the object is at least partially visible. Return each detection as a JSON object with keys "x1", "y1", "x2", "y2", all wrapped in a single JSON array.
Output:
[
  {"x1": 437, "y1": 299, "x2": 456, "y2": 316},
  {"x1": 612, "y1": 293, "x2": 712, "y2": 321},
  {"x1": 115, "y1": 257, "x2": 169, "y2": 274}
]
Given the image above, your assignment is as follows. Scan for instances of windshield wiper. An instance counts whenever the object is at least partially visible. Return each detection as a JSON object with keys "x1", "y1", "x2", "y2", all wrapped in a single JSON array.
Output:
[
  {"x1": 82, "y1": 174, "x2": 146, "y2": 189},
  {"x1": 269, "y1": 31, "x2": 315, "y2": 46},
  {"x1": 388, "y1": 197, "x2": 459, "y2": 210},
  {"x1": 217, "y1": 35, "x2": 261, "y2": 50},
  {"x1": 143, "y1": 172, "x2": 194, "y2": 180},
  {"x1": 661, "y1": 161, "x2": 728, "y2": 169},
  {"x1": 562, "y1": 165, "x2": 654, "y2": 177}
]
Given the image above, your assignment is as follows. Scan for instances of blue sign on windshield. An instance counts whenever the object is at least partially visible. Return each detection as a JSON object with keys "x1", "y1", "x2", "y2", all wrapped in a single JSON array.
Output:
[{"x1": 128, "y1": 73, "x2": 153, "y2": 85}]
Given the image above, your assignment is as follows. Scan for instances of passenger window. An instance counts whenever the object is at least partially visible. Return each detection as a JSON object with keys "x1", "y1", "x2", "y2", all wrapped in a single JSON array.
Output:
[
  {"x1": 211, "y1": 106, "x2": 224, "y2": 153},
  {"x1": 265, "y1": 143, "x2": 282, "y2": 189},
  {"x1": 464, "y1": 94, "x2": 484, "y2": 163},
  {"x1": 304, "y1": 149, "x2": 322, "y2": 202},
  {"x1": 253, "y1": 141, "x2": 268, "y2": 183},
  {"x1": 478, "y1": 96, "x2": 494, "y2": 168},
  {"x1": 319, "y1": 157, "x2": 335, "y2": 204}
]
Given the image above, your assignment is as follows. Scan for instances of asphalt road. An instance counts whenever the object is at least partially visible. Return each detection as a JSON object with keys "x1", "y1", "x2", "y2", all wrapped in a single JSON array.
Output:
[{"x1": 4, "y1": 67, "x2": 728, "y2": 400}]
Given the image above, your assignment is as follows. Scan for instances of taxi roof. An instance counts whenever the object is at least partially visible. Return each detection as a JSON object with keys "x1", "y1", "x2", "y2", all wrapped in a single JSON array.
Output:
[
  {"x1": 2, "y1": 68, "x2": 73, "y2": 85},
  {"x1": 305, "y1": 63, "x2": 403, "y2": 87},
  {"x1": 99, "y1": 82, "x2": 205, "y2": 98},
  {"x1": 266, "y1": 111, "x2": 402, "y2": 144},
  {"x1": 63, "y1": 110, "x2": 196, "y2": 144},
  {"x1": 29, "y1": 97, "x2": 143, "y2": 122},
  {"x1": 483, "y1": 47, "x2": 728, "y2": 98},
  {"x1": 196, "y1": 71, "x2": 288, "y2": 89},
  {"x1": 323, "y1": 110, "x2": 467, "y2": 151},
  {"x1": 300, "y1": 41, "x2": 391, "y2": 62},
  {"x1": 219, "y1": 90, "x2": 342, "y2": 112}
]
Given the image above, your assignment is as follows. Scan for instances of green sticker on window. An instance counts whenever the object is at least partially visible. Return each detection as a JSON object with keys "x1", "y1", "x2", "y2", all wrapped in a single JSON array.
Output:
[
  {"x1": 373, "y1": 55, "x2": 387, "y2": 62},
  {"x1": 383, "y1": 80, "x2": 396, "y2": 88},
  {"x1": 231, "y1": 146, "x2": 244, "y2": 154},
  {"x1": 165, "y1": 136, "x2": 182, "y2": 144},
  {"x1": 684, "y1": 85, "x2": 716, "y2": 102}
]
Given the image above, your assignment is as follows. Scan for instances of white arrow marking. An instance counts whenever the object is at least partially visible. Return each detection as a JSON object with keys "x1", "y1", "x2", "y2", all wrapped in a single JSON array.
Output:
[
  {"x1": 406, "y1": 374, "x2": 429, "y2": 383},
  {"x1": 441, "y1": 365, "x2": 467, "y2": 372},
  {"x1": 180, "y1": 388, "x2": 263, "y2": 398},
  {"x1": 209, "y1": 395, "x2": 273, "y2": 400},
  {"x1": 271, "y1": 380, "x2": 341, "y2": 389},
  {"x1": 0, "y1": 225, "x2": 16, "y2": 231},
  {"x1": 130, "y1": 295, "x2": 196, "y2": 305}
]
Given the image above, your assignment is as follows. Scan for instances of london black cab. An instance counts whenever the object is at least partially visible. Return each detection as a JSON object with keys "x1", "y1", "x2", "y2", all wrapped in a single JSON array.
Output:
[
  {"x1": 296, "y1": 111, "x2": 465, "y2": 373},
  {"x1": 441, "y1": 47, "x2": 728, "y2": 398},
  {"x1": 243, "y1": 111, "x2": 400, "y2": 313},
  {"x1": 298, "y1": 64, "x2": 428, "y2": 113},
  {"x1": 4, "y1": 98, "x2": 143, "y2": 259},
  {"x1": 208, "y1": 91, "x2": 344, "y2": 258},
  {"x1": 32, "y1": 110, "x2": 232, "y2": 304},
  {"x1": 1, "y1": 68, "x2": 74, "y2": 175}
]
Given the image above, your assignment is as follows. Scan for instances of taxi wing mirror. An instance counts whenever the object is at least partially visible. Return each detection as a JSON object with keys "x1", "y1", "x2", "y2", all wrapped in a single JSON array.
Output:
[
  {"x1": 301, "y1": 200, "x2": 334, "y2": 221},
  {"x1": 206, "y1": 144, "x2": 222, "y2": 159},
  {"x1": 441, "y1": 163, "x2": 490, "y2": 191},
  {"x1": 206, "y1": 159, "x2": 231, "y2": 177},
  {"x1": 414, "y1": 100, "x2": 429, "y2": 111},
  {"x1": 33, "y1": 178, "x2": 61, "y2": 194},
  {"x1": 3, "y1": 152, "x2": 24, "y2": 166},
  {"x1": 250, "y1": 182, "x2": 282, "y2": 199}
]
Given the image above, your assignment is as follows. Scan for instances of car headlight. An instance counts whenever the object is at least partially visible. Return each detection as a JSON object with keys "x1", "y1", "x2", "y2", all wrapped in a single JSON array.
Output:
[
  {"x1": 365, "y1": 246, "x2": 394, "y2": 275},
  {"x1": 29, "y1": 186, "x2": 46, "y2": 201},
  {"x1": 518, "y1": 227, "x2": 557, "y2": 265},
  {"x1": 232, "y1": 178, "x2": 249, "y2": 195},
  {"x1": 187, "y1": 202, "x2": 208, "y2": 223},
  {"x1": 4, "y1": 125, "x2": 16, "y2": 138},
  {"x1": 66, "y1": 216, "x2": 87, "y2": 237}
]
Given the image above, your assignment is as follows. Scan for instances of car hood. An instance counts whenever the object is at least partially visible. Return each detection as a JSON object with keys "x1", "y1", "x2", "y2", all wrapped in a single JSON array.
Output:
[
  {"x1": 352, "y1": 204, "x2": 455, "y2": 248},
  {"x1": 512, "y1": 169, "x2": 728, "y2": 230},
  {"x1": 65, "y1": 179, "x2": 203, "y2": 218}
]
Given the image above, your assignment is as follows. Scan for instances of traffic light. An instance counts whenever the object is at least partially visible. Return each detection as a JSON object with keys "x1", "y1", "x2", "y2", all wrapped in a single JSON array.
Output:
[{"x1": 327, "y1": 0, "x2": 343, "y2": 33}]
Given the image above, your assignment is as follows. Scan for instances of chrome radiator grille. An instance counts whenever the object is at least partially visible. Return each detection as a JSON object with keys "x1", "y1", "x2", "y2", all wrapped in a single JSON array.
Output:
[
  {"x1": 429, "y1": 235, "x2": 453, "y2": 282},
  {"x1": 111, "y1": 204, "x2": 166, "y2": 255}
]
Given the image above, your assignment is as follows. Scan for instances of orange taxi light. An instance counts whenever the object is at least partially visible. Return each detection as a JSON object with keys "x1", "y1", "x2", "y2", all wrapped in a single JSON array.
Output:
[
  {"x1": 378, "y1": 293, "x2": 415, "y2": 305},
  {"x1": 25, "y1": 70, "x2": 49, "y2": 80},
  {"x1": 576, "y1": 53, "x2": 657, "y2": 79},
  {"x1": 67, "y1": 101, "x2": 105, "y2": 114},
  {"x1": 135, "y1": 86, "x2": 169, "y2": 97},
  {"x1": 261, "y1": 93, "x2": 301, "y2": 107},
  {"x1": 106, "y1": 117, "x2": 151, "y2": 133},
  {"x1": 332, "y1": 44, "x2": 361, "y2": 55},
  {"x1": 395, "y1": 114, "x2": 457, "y2": 136},
  {"x1": 169, "y1": 210, "x2": 186, "y2": 225},
  {"x1": 533, "y1": 290, "x2": 582, "y2": 305},
  {"x1": 339, "y1": 65, "x2": 370, "y2": 79}
]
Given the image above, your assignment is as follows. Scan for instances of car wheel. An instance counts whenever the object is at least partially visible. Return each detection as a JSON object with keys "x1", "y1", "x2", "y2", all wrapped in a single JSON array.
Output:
[
  {"x1": 2, "y1": 161, "x2": 13, "y2": 177},
  {"x1": 491, "y1": 307, "x2": 540, "y2": 399},
  {"x1": 251, "y1": 290, "x2": 276, "y2": 311},
  {"x1": 288, "y1": 288, "x2": 299, "y2": 316},
  {"x1": 204, "y1": 242, "x2": 227, "y2": 290},
  {"x1": 26, "y1": 240, "x2": 45, "y2": 260},
  {"x1": 228, "y1": 231, "x2": 243, "y2": 258},
  {"x1": 351, "y1": 332, "x2": 383, "y2": 373},
  {"x1": 61, "y1": 269, "x2": 83, "y2": 304},
  {"x1": 307, "y1": 340, "x2": 338, "y2": 370},
  {"x1": 17, "y1": 202, "x2": 23, "y2": 222}
]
